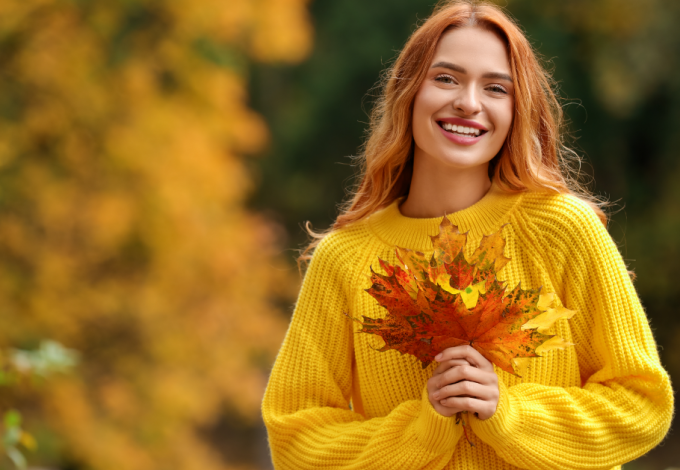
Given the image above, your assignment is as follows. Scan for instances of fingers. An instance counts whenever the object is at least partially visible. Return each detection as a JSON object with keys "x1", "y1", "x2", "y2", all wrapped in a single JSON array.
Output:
[
  {"x1": 430, "y1": 401, "x2": 461, "y2": 418},
  {"x1": 427, "y1": 363, "x2": 496, "y2": 400},
  {"x1": 434, "y1": 377, "x2": 496, "y2": 401},
  {"x1": 435, "y1": 345, "x2": 493, "y2": 371},
  {"x1": 435, "y1": 363, "x2": 493, "y2": 389},
  {"x1": 432, "y1": 401, "x2": 465, "y2": 417},
  {"x1": 429, "y1": 364, "x2": 497, "y2": 402},
  {"x1": 437, "y1": 396, "x2": 498, "y2": 420},
  {"x1": 432, "y1": 358, "x2": 470, "y2": 376},
  {"x1": 428, "y1": 346, "x2": 500, "y2": 419}
]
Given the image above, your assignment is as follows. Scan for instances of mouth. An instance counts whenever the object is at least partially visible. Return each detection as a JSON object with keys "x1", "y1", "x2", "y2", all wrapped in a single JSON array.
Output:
[{"x1": 437, "y1": 121, "x2": 488, "y2": 138}]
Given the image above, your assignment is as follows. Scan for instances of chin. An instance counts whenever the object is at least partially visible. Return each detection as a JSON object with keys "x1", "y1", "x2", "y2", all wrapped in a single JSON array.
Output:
[{"x1": 436, "y1": 153, "x2": 494, "y2": 171}]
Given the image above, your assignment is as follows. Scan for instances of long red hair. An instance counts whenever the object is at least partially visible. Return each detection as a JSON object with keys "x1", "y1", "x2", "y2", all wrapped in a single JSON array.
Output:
[{"x1": 300, "y1": 0, "x2": 606, "y2": 264}]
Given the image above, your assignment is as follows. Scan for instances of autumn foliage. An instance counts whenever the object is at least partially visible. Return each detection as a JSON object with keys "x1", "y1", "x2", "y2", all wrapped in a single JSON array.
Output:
[
  {"x1": 0, "y1": 1, "x2": 311, "y2": 469},
  {"x1": 351, "y1": 217, "x2": 575, "y2": 376}
]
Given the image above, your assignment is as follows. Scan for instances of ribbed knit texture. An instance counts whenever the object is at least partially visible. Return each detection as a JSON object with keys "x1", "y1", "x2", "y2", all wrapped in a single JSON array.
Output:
[{"x1": 262, "y1": 185, "x2": 674, "y2": 470}]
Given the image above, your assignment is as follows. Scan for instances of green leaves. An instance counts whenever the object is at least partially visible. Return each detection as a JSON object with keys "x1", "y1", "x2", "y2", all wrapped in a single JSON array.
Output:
[{"x1": 2, "y1": 409, "x2": 36, "y2": 470}]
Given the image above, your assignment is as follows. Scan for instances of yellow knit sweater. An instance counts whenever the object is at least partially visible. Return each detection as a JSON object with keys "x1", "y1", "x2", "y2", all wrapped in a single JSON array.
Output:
[{"x1": 262, "y1": 186, "x2": 674, "y2": 470}]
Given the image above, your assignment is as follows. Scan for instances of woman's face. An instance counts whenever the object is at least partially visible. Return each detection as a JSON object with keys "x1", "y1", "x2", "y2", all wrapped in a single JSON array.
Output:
[{"x1": 412, "y1": 26, "x2": 514, "y2": 172}]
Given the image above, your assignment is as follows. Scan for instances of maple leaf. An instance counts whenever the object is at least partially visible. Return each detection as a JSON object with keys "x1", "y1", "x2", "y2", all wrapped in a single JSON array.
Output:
[{"x1": 349, "y1": 216, "x2": 575, "y2": 376}]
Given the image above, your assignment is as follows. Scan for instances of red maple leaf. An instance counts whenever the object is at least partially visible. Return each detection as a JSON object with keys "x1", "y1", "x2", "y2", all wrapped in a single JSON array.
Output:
[{"x1": 349, "y1": 217, "x2": 572, "y2": 376}]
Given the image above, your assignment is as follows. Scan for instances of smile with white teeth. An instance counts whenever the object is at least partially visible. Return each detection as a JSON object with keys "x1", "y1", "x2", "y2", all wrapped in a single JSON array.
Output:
[{"x1": 439, "y1": 121, "x2": 483, "y2": 137}]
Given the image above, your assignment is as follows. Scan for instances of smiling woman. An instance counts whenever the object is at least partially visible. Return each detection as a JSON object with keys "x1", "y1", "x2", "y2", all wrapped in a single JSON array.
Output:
[
  {"x1": 262, "y1": 1, "x2": 674, "y2": 469},
  {"x1": 404, "y1": 26, "x2": 515, "y2": 217}
]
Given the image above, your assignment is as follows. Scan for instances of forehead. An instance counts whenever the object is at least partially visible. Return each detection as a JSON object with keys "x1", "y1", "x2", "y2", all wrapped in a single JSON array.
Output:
[{"x1": 432, "y1": 26, "x2": 510, "y2": 73}]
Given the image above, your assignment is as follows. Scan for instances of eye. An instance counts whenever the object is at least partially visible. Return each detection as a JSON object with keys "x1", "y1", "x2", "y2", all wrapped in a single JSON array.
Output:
[
  {"x1": 434, "y1": 74, "x2": 456, "y2": 85},
  {"x1": 487, "y1": 84, "x2": 508, "y2": 94}
]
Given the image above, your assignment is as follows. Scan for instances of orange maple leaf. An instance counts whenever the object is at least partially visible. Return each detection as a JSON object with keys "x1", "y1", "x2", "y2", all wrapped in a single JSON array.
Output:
[{"x1": 349, "y1": 217, "x2": 573, "y2": 376}]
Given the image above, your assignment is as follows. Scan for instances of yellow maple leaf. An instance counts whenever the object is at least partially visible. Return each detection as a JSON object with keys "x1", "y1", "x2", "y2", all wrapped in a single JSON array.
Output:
[{"x1": 521, "y1": 306, "x2": 577, "y2": 333}]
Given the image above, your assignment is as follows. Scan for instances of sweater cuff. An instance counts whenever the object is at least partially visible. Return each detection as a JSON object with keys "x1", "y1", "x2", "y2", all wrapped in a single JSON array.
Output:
[
  {"x1": 469, "y1": 379, "x2": 521, "y2": 447},
  {"x1": 412, "y1": 385, "x2": 462, "y2": 454}
]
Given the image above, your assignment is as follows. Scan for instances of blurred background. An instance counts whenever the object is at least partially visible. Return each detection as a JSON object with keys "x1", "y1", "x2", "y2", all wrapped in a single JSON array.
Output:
[{"x1": 0, "y1": 0, "x2": 677, "y2": 469}]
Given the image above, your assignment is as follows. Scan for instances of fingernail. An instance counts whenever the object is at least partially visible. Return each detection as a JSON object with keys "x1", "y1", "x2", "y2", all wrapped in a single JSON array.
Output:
[{"x1": 435, "y1": 353, "x2": 442, "y2": 361}]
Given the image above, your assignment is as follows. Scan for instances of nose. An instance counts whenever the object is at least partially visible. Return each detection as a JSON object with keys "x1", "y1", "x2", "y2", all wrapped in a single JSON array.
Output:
[{"x1": 452, "y1": 84, "x2": 482, "y2": 116}]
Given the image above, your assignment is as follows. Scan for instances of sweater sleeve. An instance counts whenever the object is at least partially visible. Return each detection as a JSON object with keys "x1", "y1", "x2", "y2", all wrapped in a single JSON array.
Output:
[
  {"x1": 262, "y1": 231, "x2": 463, "y2": 469},
  {"x1": 469, "y1": 196, "x2": 674, "y2": 470}
]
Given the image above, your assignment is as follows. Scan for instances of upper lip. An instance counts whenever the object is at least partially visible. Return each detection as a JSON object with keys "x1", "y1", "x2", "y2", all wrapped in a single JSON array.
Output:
[{"x1": 437, "y1": 117, "x2": 488, "y2": 131}]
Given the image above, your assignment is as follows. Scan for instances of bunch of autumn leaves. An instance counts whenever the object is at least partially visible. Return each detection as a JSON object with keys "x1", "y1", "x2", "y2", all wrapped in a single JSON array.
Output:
[{"x1": 351, "y1": 217, "x2": 576, "y2": 377}]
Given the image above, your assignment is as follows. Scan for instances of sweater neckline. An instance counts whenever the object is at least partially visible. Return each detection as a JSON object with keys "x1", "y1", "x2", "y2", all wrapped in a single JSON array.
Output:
[{"x1": 367, "y1": 183, "x2": 522, "y2": 251}]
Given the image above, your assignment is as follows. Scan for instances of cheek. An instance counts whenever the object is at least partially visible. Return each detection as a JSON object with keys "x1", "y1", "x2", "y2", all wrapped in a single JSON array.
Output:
[
  {"x1": 413, "y1": 86, "x2": 445, "y2": 123},
  {"x1": 501, "y1": 100, "x2": 514, "y2": 134},
  {"x1": 412, "y1": 91, "x2": 434, "y2": 144},
  {"x1": 490, "y1": 100, "x2": 514, "y2": 141},
  {"x1": 412, "y1": 87, "x2": 448, "y2": 141}
]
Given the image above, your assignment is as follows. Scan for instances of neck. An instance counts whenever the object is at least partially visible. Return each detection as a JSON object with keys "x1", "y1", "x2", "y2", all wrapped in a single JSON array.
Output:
[{"x1": 399, "y1": 153, "x2": 492, "y2": 218}]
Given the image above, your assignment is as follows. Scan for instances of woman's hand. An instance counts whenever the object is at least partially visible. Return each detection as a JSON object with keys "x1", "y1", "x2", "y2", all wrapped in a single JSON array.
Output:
[{"x1": 427, "y1": 345, "x2": 499, "y2": 419}]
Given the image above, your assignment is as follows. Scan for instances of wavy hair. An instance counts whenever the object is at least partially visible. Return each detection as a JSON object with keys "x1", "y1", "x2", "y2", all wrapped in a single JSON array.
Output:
[{"x1": 300, "y1": 0, "x2": 606, "y2": 266}]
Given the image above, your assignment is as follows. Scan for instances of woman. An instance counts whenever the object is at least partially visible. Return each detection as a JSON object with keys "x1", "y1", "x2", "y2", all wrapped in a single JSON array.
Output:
[{"x1": 262, "y1": 1, "x2": 674, "y2": 468}]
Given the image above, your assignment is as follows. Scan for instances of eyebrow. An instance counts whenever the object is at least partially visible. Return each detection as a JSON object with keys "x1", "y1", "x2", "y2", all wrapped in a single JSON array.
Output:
[{"x1": 430, "y1": 61, "x2": 513, "y2": 83}]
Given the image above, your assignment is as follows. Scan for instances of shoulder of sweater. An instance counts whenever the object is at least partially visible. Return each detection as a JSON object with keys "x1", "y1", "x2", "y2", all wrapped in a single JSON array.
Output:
[
  {"x1": 310, "y1": 217, "x2": 374, "y2": 269},
  {"x1": 512, "y1": 190, "x2": 615, "y2": 263},
  {"x1": 516, "y1": 190, "x2": 605, "y2": 235}
]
